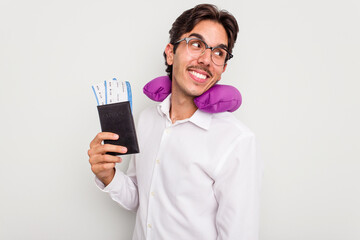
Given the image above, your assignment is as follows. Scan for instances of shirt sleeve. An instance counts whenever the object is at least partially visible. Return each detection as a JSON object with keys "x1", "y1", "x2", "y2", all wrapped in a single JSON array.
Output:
[
  {"x1": 95, "y1": 155, "x2": 139, "y2": 211},
  {"x1": 213, "y1": 133, "x2": 263, "y2": 240}
]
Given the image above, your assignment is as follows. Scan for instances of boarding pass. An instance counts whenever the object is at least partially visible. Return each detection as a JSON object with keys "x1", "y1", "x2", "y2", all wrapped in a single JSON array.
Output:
[{"x1": 92, "y1": 78, "x2": 132, "y2": 110}]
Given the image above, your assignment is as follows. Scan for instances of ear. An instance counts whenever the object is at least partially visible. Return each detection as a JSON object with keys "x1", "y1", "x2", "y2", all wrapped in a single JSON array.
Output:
[
  {"x1": 165, "y1": 43, "x2": 174, "y2": 65},
  {"x1": 222, "y1": 63, "x2": 227, "y2": 73},
  {"x1": 217, "y1": 63, "x2": 227, "y2": 82}
]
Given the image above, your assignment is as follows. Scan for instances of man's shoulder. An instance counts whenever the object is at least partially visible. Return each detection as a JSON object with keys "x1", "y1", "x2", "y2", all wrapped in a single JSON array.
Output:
[
  {"x1": 210, "y1": 112, "x2": 254, "y2": 137},
  {"x1": 139, "y1": 104, "x2": 157, "y2": 116},
  {"x1": 137, "y1": 104, "x2": 162, "y2": 126}
]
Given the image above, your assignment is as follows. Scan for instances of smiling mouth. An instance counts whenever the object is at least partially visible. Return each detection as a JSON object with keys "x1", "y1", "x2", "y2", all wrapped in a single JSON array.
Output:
[
  {"x1": 189, "y1": 70, "x2": 207, "y2": 80},
  {"x1": 187, "y1": 66, "x2": 213, "y2": 83}
]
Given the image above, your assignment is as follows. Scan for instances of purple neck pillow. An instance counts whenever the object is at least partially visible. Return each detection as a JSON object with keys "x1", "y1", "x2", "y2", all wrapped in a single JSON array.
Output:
[{"x1": 143, "y1": 76, "x2": 242, "y2": 113}]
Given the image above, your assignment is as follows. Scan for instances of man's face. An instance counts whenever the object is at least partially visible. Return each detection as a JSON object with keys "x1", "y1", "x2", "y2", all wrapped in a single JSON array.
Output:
[{"x1": 165, "y1": 20, "x2": 228, "y2": 97}]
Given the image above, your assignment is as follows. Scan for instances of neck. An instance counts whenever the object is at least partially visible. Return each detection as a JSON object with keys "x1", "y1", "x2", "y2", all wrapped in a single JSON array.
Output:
[{"x1": 170, "y1": 83, "x2": 197, "y2": 124}]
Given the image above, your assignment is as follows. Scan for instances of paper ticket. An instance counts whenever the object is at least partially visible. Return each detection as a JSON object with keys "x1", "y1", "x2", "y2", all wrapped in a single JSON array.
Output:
[
  {"x1": 92, "y1": 82, "x2": 106, "y2": 106},
  {"x1": 92, "y1": 78, "x2": 132, "y2": 110}
]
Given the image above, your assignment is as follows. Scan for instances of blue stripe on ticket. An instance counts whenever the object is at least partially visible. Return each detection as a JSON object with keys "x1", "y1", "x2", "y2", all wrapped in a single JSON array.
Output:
[
  {"x1": 104, "y1": 80, "x2": 108, "y2": 104},
  {"x1": 92, "y1": 86, "x2": 99, "y2": 106},
  {"x1": 126, "y1": 81, "x2": 132, "y2": 111}
]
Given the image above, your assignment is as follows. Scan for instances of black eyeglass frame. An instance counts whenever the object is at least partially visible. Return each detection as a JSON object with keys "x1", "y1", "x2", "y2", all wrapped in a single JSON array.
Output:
[{"x1": 174, "y1": 37, "x2": 233, "y2": 66}]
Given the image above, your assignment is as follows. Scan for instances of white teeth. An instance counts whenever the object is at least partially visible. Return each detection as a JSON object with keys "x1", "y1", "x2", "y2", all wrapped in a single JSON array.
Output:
[{"x1": 190, "y1": 71, "x2": 207, "y2": 80}]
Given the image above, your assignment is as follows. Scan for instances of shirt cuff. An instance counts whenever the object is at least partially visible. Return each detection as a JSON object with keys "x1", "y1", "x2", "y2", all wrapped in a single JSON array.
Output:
[{"x1": 94, "y1": 168, "x2": 125, "y2": 193}]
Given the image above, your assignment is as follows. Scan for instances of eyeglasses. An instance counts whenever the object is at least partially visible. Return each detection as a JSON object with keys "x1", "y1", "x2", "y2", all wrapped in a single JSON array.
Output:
[{"x1": 174, "y1": 37, "x2": 233, "y2": 66}]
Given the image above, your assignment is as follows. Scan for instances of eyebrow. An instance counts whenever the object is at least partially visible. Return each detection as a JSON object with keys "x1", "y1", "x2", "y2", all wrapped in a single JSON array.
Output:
[{"x1": 189, "y1": 33, "x2": 229, "y2": 50}]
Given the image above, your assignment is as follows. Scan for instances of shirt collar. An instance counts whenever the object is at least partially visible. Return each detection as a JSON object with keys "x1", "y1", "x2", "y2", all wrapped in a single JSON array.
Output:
[{"x1": 157, "y1": 94, "x2": 212, "y2": 130}]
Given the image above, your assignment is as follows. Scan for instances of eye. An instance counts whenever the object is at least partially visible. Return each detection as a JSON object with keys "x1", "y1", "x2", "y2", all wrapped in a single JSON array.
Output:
[
  {"x1": 213, "y1": 48, "x2": 226, "y2": 58},
  {"x1": 189, "y1": 39, "x2": 204, "y2": 50}
]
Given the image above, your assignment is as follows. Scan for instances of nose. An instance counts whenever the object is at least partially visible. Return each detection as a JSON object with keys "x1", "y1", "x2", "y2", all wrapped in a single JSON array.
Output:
[{"x1": 197, "y1": 48, "x2": 212, "y2": 66}]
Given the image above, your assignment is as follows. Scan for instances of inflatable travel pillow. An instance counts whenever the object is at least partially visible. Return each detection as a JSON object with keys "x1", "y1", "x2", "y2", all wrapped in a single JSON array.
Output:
[{"x1": 143, "y1": 76, "x2": 242, "y2": 113}]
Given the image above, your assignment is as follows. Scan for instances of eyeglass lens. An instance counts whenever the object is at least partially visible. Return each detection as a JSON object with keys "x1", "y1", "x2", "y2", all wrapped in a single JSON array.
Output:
[{"x1": 187, "y1": 38, "x2": 227, "y2": 66}]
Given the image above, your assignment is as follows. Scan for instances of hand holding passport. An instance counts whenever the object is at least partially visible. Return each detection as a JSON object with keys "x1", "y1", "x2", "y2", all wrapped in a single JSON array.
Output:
[{"x1": 92, "y1": 78, "x2": 139, "y2": 155}]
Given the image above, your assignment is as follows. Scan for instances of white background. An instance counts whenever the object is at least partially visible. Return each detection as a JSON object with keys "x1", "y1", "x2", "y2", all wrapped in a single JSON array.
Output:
[{"x1": 0, "y1": 0, "x2": 359, "y2": 239}]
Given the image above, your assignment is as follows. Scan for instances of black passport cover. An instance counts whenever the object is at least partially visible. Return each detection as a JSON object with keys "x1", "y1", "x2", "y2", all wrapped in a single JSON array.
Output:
[{"x1": 97, "y1": 101, "x2": 139, "y2": 155}]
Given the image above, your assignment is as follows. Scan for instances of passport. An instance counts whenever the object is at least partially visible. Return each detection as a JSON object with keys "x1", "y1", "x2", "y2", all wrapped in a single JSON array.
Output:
[{"x1": 97, "y1": 101, "x2": 139, "y2": 155}]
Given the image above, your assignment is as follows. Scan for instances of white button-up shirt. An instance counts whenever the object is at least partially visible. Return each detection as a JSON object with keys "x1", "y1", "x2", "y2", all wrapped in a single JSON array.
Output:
[{"x1": 96, "y1": 95, "x2": 263, "y2": 240}]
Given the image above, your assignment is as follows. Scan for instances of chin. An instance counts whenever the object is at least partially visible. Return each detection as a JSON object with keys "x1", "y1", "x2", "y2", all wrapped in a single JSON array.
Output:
[{"x1": 186, "y1": 87, "x2": 207, "y2": 97}]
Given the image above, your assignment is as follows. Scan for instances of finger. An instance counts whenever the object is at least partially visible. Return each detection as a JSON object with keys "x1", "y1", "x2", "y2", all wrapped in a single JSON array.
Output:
[
  {"x1": 90, "y1": 132, "x2": 119, "y2": 148},
  {"x1": 90, "y1": 144, "x2": 127, "y2": 156},
  {"x1": 89, "y1": 154, "x2": 122, "y2": 165},
  {"x1": 91, "y1": 162, "x2": 116, "y2": 174}
]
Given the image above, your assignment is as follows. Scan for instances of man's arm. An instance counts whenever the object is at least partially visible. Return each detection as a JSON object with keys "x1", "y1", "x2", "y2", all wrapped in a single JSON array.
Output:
[
  {"x1": 88, "y1": 132, "x2": 139, "y2": 211},
  {"x1": 213, "y1": 133, "x2": 263, "y2": 240}
]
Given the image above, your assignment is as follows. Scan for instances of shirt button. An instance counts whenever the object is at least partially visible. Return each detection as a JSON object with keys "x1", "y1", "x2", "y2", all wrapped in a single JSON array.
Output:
[
  {"x1": 148, "y1": 223, "x2": 152, "y2": 228},
  {"x1": 151, "y1": 191, "x2": 155, "y2": 197},
  {"x1": 165, "y1": 128, "x2": 171, "y2": 134},
  {"x1": 156, "y1": 159, "x2": 160, "y2": 164}
]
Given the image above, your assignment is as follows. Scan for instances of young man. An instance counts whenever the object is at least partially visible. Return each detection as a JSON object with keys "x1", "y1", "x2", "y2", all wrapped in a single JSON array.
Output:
[{"x1": 88, "y1": 4, "x2": 262, "y2": 240}]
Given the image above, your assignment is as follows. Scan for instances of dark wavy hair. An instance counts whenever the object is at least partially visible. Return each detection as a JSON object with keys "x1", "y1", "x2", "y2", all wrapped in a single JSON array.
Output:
[{"x1": 163, "y1": 4, "x2": 239, "y2": 79}]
